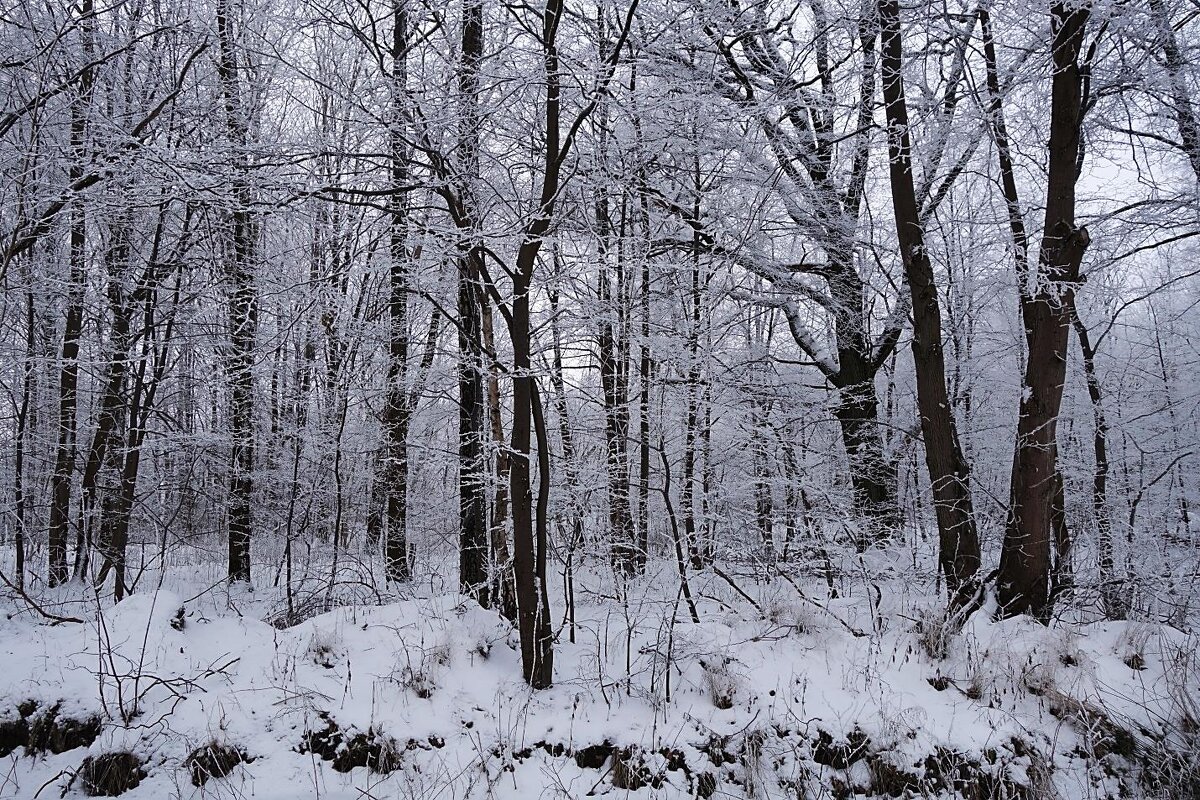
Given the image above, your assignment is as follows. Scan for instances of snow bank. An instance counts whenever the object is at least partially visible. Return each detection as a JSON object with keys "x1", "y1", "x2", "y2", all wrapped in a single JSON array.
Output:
[{"x1": 0, "y1": 572, "x2": 1195, "y2": 798}]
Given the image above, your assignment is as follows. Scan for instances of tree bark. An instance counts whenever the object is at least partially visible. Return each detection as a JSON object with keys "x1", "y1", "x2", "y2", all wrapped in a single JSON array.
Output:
[
  {"x1": 997, "y1": 0, "x2": 1092, "y2": 619},
  {"x1": 78, "y1": 212, "x2": 139, "y2": 581},
  {"x1": 1069, "y1": 307, "x2": 1126, "y2": 618},
  {"x1": 13, "y1": 247, "x2": 36, "y2": 591},
  {"x1": 216, "y1": 0, "x2": 258, "y2": 584},
  {"x1": 457, "y1": 0, "x2": 490, "y2": 602},
  {"x1": 878, "y1": 0, "x2": 980, "y2": 603},
  {"x1": 382, "y1": 0, "x2": 414, "y2": 583},
  {"x1": 830, "y1": 357, "x2": 898, "y2": 541},
  {"x1": 598, "y1": 233, "x2": 635, "y2": 573},
  {"x1": 482, "y1": 292, "x2": 517, "y2": 620},
  {"x1": 48, "y1": 0, "x2": 95, "y2": 587},
  {"x1": 683, "y1": 154, "x2": 707, "y2": 568}
]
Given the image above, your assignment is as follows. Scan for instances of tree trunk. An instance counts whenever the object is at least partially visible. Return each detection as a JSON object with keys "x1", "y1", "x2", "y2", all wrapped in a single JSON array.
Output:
[
  {"x1": 997, "y1": 0, "x2": 1091, "y2": 619},
  {"x1": 48, "y1": 0, "x2": 95, "y2": 587},
  {"x1": 46, "y1": 196, "x2": 84, "y2": 589},
  {"x1": 78, "y1": 215, "x2": 137, "y2": 581},
  {"x1": 1069, "y1": 307, "x2": 1126, "y2": 618},
  {"x1": 482, "y1": 292, "x2": 517, "y2": 620},
  {"x1": 505, "y1": 0, "x2": 576, "y2": 689},
  {"x1": 457, "y1": 0, "x2": 490, "y2": 603},
  {"x1": 683, "y1": 156, "x2": 706, "y2": 568},
  {"x1": 382, "y1": 0, "x2": 413, "y2": 583},
  {"x1": 598, "y1": 243, "x2": 635, "y2": 574},
  {"x1": 13, "y1": 257, "x2": 36, "y2": 591},
  {"x1": 216, "y1": 0, "x2": 258, "y2": 584},
  {"x1": 509, "y1": 270, "x2": 550, "y2": 686},
  {"x1": 878, "y1": 0, "x2": 980, "y2": 603},
  {"x1": 830, "y1": 358, "x2": 898, "y2": 542},
  {"x1": 594, "y1": 72, "x2": 636, "y2": 574},
  {"x1": 636, "y1": 223, "x2": 652, "y2": 567},
  {"x1": 97, "y1": 259, "x2": 183, "y2": 599},
  {"x1": 530, "y1": 381, "x2": 555, "y2": 683}
]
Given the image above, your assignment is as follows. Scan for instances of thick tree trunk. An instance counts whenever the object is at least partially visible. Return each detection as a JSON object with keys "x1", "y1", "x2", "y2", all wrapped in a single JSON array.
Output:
[
  {"x1": 454, "y1": 231, "x2": 488, "y2": 605},
  {"x1": 878, "y1": 0, "x2": 980, "y2": 603},
  {"x1": 997, "y1": 0, "x2": 1091, "y2": 619},
  {"x1": 828, "y1": 250, "x2": 898, "y2": 535},
  {"x1": 78, "y1": 214, "x2": 141, "y2": 581},
  {"x1": 830, "y1": 360, "x2": 898, "y2": 541}
]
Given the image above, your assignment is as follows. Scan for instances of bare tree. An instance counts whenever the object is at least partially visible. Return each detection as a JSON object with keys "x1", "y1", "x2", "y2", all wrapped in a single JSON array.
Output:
[
  {"x1": 996, "y1": 0, "x2": 1093, "y2": 619},
  {"x1": 216, "y1": 0, "x2": 260, "y2": 584},
  {"x1": 877, "y1": 0, "x2": 980, "y2": 605}
]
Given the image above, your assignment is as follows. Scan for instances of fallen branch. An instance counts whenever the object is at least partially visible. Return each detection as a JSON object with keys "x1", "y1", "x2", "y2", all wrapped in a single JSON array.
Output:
[
  {"x1": 0, "y1": 571, "x2": 85, "y2": 625},
  {"x1": 775, "y1": 571, "x2": 868, "y2": 638},
  {"x1": 711, "y1": 565, "x2": 762, "y2": 612}
]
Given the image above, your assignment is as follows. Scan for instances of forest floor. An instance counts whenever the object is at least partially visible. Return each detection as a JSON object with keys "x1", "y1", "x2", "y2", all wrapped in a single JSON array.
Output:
[{"x1": 0, "y1": 547, "x2": 1197, "y2": 799}]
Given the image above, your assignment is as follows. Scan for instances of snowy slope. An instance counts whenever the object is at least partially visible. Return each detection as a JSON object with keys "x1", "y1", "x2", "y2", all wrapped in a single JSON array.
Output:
[{"x1": 1, "y1": 565, "x2": 1195, "y2": 799}]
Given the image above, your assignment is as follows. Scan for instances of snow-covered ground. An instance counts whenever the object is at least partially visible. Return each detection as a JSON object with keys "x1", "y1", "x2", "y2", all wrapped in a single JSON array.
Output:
[{"x1": 1, "y1": 555, "x2": 1197, "y2": 799}]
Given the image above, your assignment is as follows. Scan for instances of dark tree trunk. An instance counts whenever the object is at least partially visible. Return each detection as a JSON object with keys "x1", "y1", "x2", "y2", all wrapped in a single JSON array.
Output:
[
  {"x1": 878, "y1": 0, "x2": 980, "y2": 603},
  {"x1": 509, "y1": 270, "x2": 550, "y2": 686},
  {"x1": 594, "y1": 70, "x2": 636, "y2": 574},
  {"x1": 506, "y1": 0, "x2": 578, "y2": 689},
  {"x1": 636, "y1": 226, "x2": 651, "y2": 566},
  {"x1": 216, "y1": 0, "x2": 258, "y2": 584},
  {"x1": 456, "y1": 0, "x2": 490, "y2": 602},
  {"x1": 826, "y1": 11, "x2": 899, "y2": 534},
  {"x1": 683, "y1": 157, "x2": 706, "y2": 568},
  {"x1": 997, "y1": 0, "x2": 1091, "y2": 619},
  {"x1": 48, "y1": 1, "x2": 95, "y2": 586},
  {"x1": 47, "y1": 191, "x2": 85, "y2": 589},
  {"x1": 382, "y1": 0, "x2": 413, "y2": 583},
  {"x1": 530, "y1": 381, "x2": 555, "y2": 683},
  {"x1": 13, "y1": 259, "x2": 35, "y2": 591},
  {"x1": 78, "y1": 215, "x2": 138, "y2": 581},
  {"x1": 598, "y1": 246, "x2": 635, "y2": 574},
  {"x1": 1069, "y1": 308, "x2": 1126, "y2": 618},
  {"x1": 96, "y1": 258, "x2": 184, "y2": 600},
  {"x1": 830, "y1": 358, "x2": 898, "y2": 541}
]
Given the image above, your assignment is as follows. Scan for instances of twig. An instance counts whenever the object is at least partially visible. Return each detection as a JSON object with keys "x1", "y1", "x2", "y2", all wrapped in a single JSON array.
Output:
[
  {"x1": 0, "y1": 571, "x2": 84, "y2": 624},
  {"x1": 775, "y1": 571, "x2": 868, "y2": 638},
  {"x1": 711, "y1": 565, "x2": 762, "y2": 612}
]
